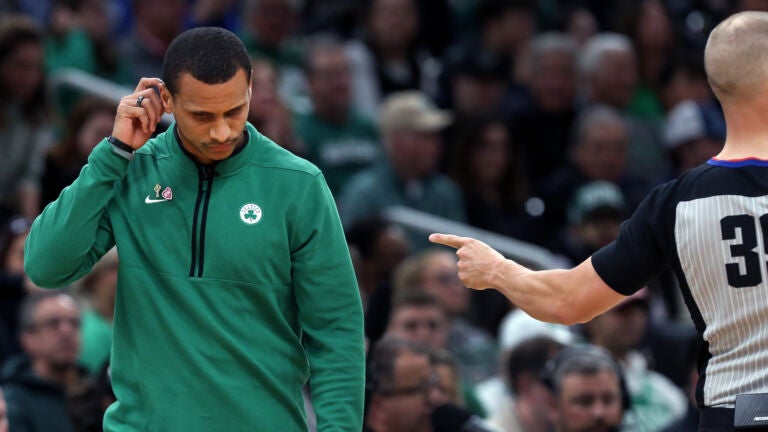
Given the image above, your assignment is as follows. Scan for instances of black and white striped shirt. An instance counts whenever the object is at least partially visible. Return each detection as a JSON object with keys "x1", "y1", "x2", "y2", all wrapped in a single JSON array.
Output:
[{"x1": 593, "y1": 158, "x2": 768, "y2": 408}]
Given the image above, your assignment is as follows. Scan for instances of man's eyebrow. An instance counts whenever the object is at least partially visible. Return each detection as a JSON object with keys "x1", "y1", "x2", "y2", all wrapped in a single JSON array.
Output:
[
  {"x1": 188, "y1": 103, "x2": 247, "y2": 115},
  {"x1": 225, "y1": 104, "x2": 247, "y2": 113}
]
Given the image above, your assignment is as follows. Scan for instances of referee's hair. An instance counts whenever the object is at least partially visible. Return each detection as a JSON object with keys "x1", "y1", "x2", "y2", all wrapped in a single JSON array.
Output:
[{"x1": 705, "y1": 11, "x2": 768, "y2": 102}]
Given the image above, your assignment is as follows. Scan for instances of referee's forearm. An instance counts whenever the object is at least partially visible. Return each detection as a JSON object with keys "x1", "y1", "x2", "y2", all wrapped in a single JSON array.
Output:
[{"x1": 494, "y1": 258, "x2": 624, "y2": 325}]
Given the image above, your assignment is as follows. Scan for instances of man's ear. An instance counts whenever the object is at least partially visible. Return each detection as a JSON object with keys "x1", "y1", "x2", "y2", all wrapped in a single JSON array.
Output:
[{"x1": 160, "y1": 85, "x2": 173, "y2": 114}]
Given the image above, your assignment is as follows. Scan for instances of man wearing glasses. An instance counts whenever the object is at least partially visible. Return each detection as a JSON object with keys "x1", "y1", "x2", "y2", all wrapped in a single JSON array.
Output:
[
  {"x1": 1, "y1": 291, "x2": 83, "y2": 431},
  {"x1": 364, "y1": 337, "x2": 444, "y2": 432}
]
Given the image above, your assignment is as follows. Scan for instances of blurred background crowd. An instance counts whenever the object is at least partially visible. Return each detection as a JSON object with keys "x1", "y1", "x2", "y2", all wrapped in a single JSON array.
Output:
[{"x1": 0, "y1": 0, "x2": 759, "y2": 431}]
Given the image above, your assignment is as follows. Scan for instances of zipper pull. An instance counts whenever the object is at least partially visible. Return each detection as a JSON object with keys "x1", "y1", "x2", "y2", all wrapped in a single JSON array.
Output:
[{"x1": 201, "y1": 166, "x2": 217, "y2": 181}]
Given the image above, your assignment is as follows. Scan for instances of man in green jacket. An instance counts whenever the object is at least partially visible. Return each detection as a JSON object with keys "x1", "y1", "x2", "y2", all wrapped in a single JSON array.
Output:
[{"x1": 24, "y1": 27, "x2": 365, "y2": 431}]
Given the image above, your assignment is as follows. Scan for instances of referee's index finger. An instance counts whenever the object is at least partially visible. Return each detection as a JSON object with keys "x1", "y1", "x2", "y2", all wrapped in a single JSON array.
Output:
[{"x1": 429, "y1": 233, "x2": 466, "y2": 249}]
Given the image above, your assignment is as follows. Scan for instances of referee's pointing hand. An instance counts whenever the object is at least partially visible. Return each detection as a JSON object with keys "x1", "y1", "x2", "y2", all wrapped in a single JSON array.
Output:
[{"x1": 429, "y1": 233, "x2": 507, "y2": 290}]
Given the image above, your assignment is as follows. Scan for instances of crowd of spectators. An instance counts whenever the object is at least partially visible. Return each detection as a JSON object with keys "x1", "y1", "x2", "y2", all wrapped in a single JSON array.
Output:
[{"x1": 0, "y1": 0, "x2": 751, "y2": 430}]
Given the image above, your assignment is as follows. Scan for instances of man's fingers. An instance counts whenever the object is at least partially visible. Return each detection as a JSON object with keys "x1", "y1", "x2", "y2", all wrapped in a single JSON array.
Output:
[
  {"x1": 123, "y1": 89, "x2": 163, "y2": 133},
  {"x1": 429, "y1": 233, "x2": 467, "y2": 249},
  {"x1": 134, "y1": 77, "x2": 165, "y2": 94}
]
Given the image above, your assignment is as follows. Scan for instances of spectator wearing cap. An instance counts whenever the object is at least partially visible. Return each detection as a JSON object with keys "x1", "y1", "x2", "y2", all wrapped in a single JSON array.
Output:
[
  {"x1": 664, "y1": 99, "x2": 726, "y2": 174},
  {"x1": 338, "y1": 91, "x2": 465, "y2": 250},
  {"x1": 582, "y1": 288, "x2": 687, "y2": 432},
  {"x1": 549, "y1": 181, "x2": 627, "y2": 266}
]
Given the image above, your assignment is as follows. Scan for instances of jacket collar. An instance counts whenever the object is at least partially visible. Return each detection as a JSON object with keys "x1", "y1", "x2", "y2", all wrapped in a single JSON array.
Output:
[{"x1": 153, "y1": 121, "x2": 263, "y2": 177}]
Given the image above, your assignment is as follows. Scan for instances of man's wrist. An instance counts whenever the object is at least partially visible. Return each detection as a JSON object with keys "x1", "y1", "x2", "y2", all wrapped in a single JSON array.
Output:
[{"x1": 107, "y1": 136, "x2": 135, "y2": 160}]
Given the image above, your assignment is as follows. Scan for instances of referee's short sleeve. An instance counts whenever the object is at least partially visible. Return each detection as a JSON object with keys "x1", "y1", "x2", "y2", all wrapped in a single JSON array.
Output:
[{"x1": 592, "y1": 182, "x2": 677, "y2": 296}]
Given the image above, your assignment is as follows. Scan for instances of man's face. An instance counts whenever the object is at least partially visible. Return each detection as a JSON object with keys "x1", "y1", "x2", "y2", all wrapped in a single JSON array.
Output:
[
  {"x1": 387, "y1": 305, "x2": 448, "y2": 349},
  {"x1": 251, "y1": 0, "x2": 297, "y2": 46},
  {"x1": 587, "y1": 301, "x2": 648, "y2": 356},
  {"x1": 372, "y1": 226, "x2": 411, "y2": 280},
  {"x1": 22, "y1": 295, "x2": 81, "y2": 368},
  {"x1": 590, "y1": 50, "x2": 637, "y2": 109},
  {"x1": 554, "y1": 370, "x2": 623, "y2": 432},
  {"x1": 248, "y1": 63, "x2": 279, "y2": 124},
  {"x1": 531, "y1": 50, "x2": 576, "y2": 113},
  {"x1": 372, "y1": 351, "x2": 435, "y2": 432},
  {"x1": 135, "y1": 0, "x2": 185, "y2": 41},
  {"x1": 421, "y1": 253, "x2": 469, "y2": 316},
  {"x1": 470, "y1": 123, "x2": 511, "y2": 186},
  {"x1": 308, "y1": 48, "x2": 351, "y2": 116},
  {"x1": 574, "y1": 215, "x2": 622, "y2": 252},
  {"x1": 369, "y1": 0, "x2": 418, "y2": 51},
  {"x1": 387, "y1": 131, "x2": 442, "y2": 179},
  {"x1": 0, "y1": 41, "x2": 43, "y2": 103},
  {"x1": 165, "y1": 69, "x2": 251, "y2": 165},
  {"x1": 452, "y1": 75, "x2": 506, "y2": 117},
  {"x1": 574, "y1": 121, "x2": 628, "y2": 182}
]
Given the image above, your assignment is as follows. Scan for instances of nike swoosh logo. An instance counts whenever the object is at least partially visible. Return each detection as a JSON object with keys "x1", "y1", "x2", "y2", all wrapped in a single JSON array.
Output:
[{"x1": 145, "y1": 195, "x2": 171, "y2": 204}]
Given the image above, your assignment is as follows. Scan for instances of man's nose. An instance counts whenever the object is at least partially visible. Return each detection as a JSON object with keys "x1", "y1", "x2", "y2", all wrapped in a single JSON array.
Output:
[{"x1": 210, "y1": 119, "x2": 231, "y2": 142}]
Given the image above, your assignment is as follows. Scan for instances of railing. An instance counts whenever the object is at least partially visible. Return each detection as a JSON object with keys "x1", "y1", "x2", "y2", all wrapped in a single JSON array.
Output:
[
  {"x1": 47, "y1": 68, "x2": 174, "y2": 127},
  {"x1": 382, "y1": 206, "x2": 561, "y2": 270}
]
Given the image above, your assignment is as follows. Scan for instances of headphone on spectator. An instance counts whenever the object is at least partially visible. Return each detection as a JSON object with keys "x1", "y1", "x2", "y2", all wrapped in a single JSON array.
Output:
[{"x1": 539, "y1": 345, "x2": 632, "y2": 411}]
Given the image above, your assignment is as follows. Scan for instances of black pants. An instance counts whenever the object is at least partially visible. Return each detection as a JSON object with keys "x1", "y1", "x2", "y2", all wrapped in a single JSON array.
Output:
[
  {"x1": 698, "y1": 408, "x2": 768, "y2": 432},
  {"x1": 699, "y1": 408, "x2": 733, "y2": 432}
]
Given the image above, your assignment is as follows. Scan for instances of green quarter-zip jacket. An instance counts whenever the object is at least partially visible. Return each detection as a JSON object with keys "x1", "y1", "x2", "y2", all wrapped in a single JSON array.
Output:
[{"x1": 24, "y1": 122, "x2": 365, "y2": 431}]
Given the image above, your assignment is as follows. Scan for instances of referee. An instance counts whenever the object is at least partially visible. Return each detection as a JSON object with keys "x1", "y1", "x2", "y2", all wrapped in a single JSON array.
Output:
[{"x1": 431, "y1": 11, "x2": 768, "y2": 432}]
